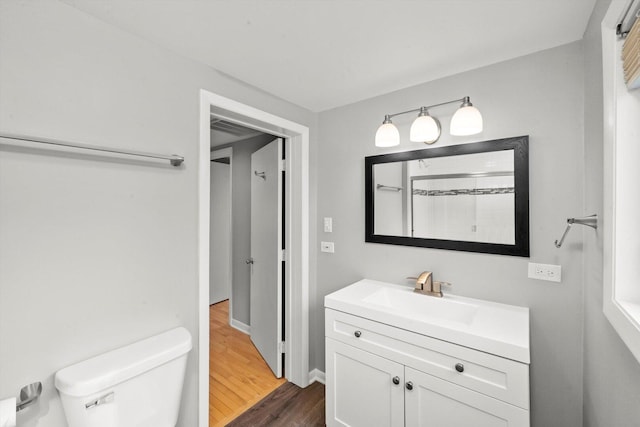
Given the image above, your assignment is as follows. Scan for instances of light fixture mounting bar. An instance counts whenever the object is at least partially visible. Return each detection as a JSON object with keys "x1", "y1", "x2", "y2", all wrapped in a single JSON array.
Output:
[{"x1": 385, "y1": 97, "x2": 468, "y2": 119}]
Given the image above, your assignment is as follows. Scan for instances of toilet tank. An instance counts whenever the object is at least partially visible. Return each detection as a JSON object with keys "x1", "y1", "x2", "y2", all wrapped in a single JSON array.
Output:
[{"x1": 55, "y1": 327, "x2": 192, "y2": 427}]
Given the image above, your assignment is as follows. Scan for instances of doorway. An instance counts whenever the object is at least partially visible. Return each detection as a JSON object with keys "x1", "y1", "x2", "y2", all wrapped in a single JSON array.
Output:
[
  {"x1": 209, "y1": 125, "x2": 285, "y2": 424},
  {"x1": 198, "y1": 90, "x2": 310, "y2": 427}
]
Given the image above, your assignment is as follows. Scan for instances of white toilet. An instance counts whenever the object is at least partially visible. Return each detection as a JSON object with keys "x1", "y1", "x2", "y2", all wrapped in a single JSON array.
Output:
[{"x1": 54, "y1": 327, "x2": 192, "y2": 427}]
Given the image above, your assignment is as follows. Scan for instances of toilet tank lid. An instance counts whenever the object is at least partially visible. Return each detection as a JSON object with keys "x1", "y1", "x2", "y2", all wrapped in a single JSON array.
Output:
[{"x1": 55, "y1": 327, "x2": 192, "y2": 397}]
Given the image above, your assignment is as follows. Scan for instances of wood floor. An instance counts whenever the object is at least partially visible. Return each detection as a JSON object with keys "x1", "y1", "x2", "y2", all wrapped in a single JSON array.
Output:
[
  {"x1": 227, "y1": 381, "x2": 326, "y2": 427},
  {"x1": 210, "y1": 300, "x2": 286, "y2": 426}
]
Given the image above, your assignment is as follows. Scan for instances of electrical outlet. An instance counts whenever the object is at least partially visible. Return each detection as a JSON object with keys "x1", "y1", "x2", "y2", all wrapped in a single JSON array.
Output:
[
  {"x1": 321, "y1": 241, "x2": 335, "y2": 253},
  {"x1": 528, "y1": 262, "x2": 562, "y2": 283}
]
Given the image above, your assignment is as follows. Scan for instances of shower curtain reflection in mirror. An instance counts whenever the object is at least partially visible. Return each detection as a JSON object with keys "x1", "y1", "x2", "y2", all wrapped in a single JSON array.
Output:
[
  {"x1": 373, "y1": 150, "x2": 515, "y2": 244},
  {"x1": 410, "y1": 172, "x2": 514, "y2": 244}
]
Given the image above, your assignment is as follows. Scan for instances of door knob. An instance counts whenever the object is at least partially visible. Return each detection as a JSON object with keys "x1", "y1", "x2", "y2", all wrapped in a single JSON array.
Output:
[
  {"x1": 405, "y1": 381, "x2": 413, "y2": 391},
  {"x1": 392, "y1": 376, "x2": 400, "y2": 385}
]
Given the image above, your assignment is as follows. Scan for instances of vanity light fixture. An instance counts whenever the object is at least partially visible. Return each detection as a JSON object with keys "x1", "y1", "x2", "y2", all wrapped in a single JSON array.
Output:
[
  {"x1": 374, "y1": 115, "x2": 400, "y2": 147},
  {"x1": 375, "y1": 96, "x2": 483, "y2": 147}
]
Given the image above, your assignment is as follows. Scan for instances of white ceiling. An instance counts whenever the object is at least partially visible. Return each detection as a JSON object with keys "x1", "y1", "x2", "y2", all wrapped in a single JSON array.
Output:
[{"x1": 62, "y1": 0, "x2": 596, "y2": 112}]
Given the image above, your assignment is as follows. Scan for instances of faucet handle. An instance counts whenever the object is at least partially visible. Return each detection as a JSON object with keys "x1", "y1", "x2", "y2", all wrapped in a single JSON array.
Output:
[{"x1": 432, "y1": 281, "x2": 451, "y2": 294}]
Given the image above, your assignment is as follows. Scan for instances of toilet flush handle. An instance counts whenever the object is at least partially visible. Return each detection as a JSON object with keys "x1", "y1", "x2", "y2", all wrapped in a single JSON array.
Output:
[{"x1": 85, "y1": 391, "x2": 114, "y2": 410}]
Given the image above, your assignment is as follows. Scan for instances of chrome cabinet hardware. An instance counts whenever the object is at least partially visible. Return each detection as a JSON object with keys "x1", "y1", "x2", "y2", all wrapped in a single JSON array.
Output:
[
  {"x1": 245, "y1": 258, "x2": 254, "y2": 264},
  {"x1": 455, "y1": 363, "x2": 465, "y2": 373},
  {"x1": 405, "y1": 381, "x2": 414, "y2": 391},
  {"x1": 354, "y1": 330, "x2": 362, "y2": 338},
  {"x1": 392, "y1": 376, "x2": 400, "y2": 385}
]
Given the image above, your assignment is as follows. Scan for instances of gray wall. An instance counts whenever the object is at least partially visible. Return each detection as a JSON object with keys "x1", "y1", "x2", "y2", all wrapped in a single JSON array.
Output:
[
  {"x1": 227, "y1": 134, "x2": 274, "y2": 326},
  {"x1": 316, "y1": 42, "x2": 586, "y2": 427},
  {"x1": 582, "y1": 1, "x2": 640, "y2": 426},
  {"x1": 210, "y1": 159, "x2": 231, "y2": 304},
  {"x1": 0, "y1": 1, "x2": 315, "y2": 426}
]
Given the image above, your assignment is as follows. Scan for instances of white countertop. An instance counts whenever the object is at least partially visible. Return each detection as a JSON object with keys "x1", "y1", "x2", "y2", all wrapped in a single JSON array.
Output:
[{"x1": 325, "y1": 279, "x2": 530, "y2": 363}]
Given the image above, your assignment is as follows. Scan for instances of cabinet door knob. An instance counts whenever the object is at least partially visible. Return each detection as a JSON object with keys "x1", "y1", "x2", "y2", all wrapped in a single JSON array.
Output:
[
  {"x1": 455, "y1": 363, "x2": 465, "y2": 373},
  {"x1": 354, "y1": 331, "x2": 362, "y2": 338},
  {"x1": 392, "y1": 376, "x2": 400, "y2": 385},
  {"x1": 405, "y1": 381, "x2": 414, "y2": 391}
]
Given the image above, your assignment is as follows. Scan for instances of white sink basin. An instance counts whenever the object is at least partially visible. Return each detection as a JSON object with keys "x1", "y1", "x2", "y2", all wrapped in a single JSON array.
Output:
[
  {"x1": 363, "y1": 287, "x2": 479, "y2": 326},
  {"x1": 325, "y1": 279, "x2": 530, "y2": 363}
]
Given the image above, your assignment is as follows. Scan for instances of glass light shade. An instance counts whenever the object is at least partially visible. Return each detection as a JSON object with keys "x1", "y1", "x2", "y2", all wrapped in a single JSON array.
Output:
[
  {"x1": 410, "y1": 114, "x2": 441, "y2": 144},
  {"x1": 375, "y1": 122, "x2": 400, "y2": 147},
  {"x1": 450, "y1": 105, "x2": 483, "y2": 136}
]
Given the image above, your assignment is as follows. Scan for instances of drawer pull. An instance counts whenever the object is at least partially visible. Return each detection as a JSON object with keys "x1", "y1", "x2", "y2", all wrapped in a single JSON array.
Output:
[
  {"x1": 354, "y1": 330, "x2": 362, "y2": 338},
  {"x1": 455, "y1": 363, "x2": 465, "y2": 373},
  {"x1": 405, "y1": 381, "x2": 414, "y2": 391},
  {"x1": 392, "y1": 376, "x2": 400, "y2": 385}
]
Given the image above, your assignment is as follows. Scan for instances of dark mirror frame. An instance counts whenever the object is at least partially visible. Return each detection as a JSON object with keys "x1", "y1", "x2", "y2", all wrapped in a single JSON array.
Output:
[{"x1": 365, "y1": 135, "x2": 530, "y2": 257}]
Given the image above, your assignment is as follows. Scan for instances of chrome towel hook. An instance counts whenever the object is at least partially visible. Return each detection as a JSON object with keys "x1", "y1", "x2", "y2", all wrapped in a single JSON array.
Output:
[
  {"x1": 254, "y1": 170, "x2": 266, "y2": 180},
  {"x1": 554, "y1": 214, "x2": 598, "y2": 248}
]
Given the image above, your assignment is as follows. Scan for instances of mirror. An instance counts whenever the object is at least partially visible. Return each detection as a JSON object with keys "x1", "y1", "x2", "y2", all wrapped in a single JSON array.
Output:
[{"x1": 365, "y1": 136, "x2": 529, "y2": 256}]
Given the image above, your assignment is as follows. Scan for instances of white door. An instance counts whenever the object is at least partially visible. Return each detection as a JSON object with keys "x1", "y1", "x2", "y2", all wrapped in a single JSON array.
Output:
[
  {"x1": 250, "y1": 138, "x2": 283, "y2": 377},
  {"x1": 210, "y1": 157, "x2": 232, "y2": 305},
  {"x1": 404, "y1": 367, "x2": 529, "y2": 427},
  {"x1": 325, "y1": 338, "x2": 405, "y2": 427}
]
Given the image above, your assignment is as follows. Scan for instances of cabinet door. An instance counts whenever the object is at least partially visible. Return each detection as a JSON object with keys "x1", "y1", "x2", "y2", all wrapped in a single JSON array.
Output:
[
  {"x1": 326, "y1": 338, "x2": 405, "y2": 427},
  {"x1": 405, "y1": 367, "x2": 529, "y2": 427}
]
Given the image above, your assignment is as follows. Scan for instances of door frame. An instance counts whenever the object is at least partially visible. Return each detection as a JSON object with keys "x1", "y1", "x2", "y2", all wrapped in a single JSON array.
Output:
[{"x1": 198, "y1": 90, "x2": 310, "y2": 427}]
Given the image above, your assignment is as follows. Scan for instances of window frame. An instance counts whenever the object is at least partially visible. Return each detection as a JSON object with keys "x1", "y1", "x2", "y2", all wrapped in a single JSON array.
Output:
[{"x1": 602, "y1": 0, "x2": 640, "y2": 364}]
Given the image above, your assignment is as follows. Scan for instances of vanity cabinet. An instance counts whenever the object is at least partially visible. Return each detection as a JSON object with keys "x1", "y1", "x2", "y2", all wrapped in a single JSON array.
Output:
[
  {"x1": 326, "y1": 338, "x2": 404, "y2": 426},
  {"x1": 404, "y1": 367, "x2": 528, "y2": 426},
  {"x1": 325, "y1": 308, "x2": 530, "y2": 427}
]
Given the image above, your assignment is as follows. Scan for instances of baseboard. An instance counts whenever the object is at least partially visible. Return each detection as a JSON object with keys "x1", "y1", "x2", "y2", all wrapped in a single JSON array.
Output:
[
  {"x1": 230, "y1": 318, "x2": 250, "y2": 335},
  {"x1": 308, "y1": 368, "x2": 325, "y2": 385}
]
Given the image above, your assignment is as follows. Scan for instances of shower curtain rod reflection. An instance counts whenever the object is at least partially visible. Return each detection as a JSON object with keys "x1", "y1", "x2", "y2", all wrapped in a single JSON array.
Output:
[
  {"x1": 0, "y1": 131, "x2": 184, "y2": 166},
  {"x1": 376, "y1": 184, "x2": 403, "y2": 192}
]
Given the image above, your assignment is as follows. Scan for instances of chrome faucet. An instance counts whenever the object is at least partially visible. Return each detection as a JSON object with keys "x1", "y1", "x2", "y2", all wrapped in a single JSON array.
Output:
[{"x1": 408, "y1": 271, "x2": 451, "y2": 298}]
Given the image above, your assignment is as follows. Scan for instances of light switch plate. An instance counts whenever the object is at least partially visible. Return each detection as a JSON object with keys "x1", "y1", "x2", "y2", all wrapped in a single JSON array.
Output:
[
  {"x1": 528, "y1": 262, "x2": 562, "y2": 283},
  {"x1": 321, "y1": 241, "x2": 335, "y2": 253},
  {"x1": 324, "y1": 217, "x2": 333, "y2": 233}
]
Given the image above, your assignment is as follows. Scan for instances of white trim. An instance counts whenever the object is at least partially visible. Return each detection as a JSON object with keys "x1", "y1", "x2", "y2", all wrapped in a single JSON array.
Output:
[
  {"x1": 602, "y1": 0, "x2": 640, "y2": 365},
  {"x1": 230, "y1": 318, "x2": 251, "y2": 335},
  {"x1": 198, "y1": 90, "x2": 310, "y2": 427},
  {"x1": 308, "y1": 368, "x2": 326, "y2": 385},
  {"x1": 198, "y1": 91, "x2": 211, "y2": 427}
]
